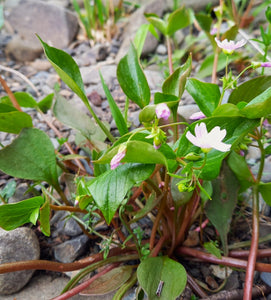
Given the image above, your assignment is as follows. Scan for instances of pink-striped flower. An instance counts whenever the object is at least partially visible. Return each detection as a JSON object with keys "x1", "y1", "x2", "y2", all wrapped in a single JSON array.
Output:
[
  {"x1": 155, "y1": 103, "x2": 170, "y2": 121},
  {"x1": 189, "y1": 111, "x2": 206, "y2": 120},
  {"x1": 186, "y1": 122, "x2": 231, "y2": 153},
  {"x1": 215, "y1": 37, "x2": 246, "y2": 55},
  {"x1": 110, "y1": 146, "x2": 127, "y2": 170}
]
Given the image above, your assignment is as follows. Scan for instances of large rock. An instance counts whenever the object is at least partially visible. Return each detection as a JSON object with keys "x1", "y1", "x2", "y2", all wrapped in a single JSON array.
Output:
[
  {"x1": 116, "y1": 0, "x2": 165, "y2": 62},
  {"x1": 5, "y1": 0, "x2": 79, "y2": 61},
  {"x1": 0, "y1": 227, "x2": 40, "y2": 295}
]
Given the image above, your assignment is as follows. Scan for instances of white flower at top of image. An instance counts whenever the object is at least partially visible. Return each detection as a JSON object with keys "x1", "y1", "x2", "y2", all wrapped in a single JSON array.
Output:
[
  {"x1": 186, "y1": 122, "x2": 231, "y2": 153},
  {"x1": 155, "y1": 103, "x2": 170, "y2": 121},
  {"x1": 215, "y1": 37, "x2": 246, "y2": 55}
]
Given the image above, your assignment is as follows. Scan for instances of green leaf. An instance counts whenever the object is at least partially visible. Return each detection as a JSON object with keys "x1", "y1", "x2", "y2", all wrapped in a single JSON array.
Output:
[
  {"x1": 100, "y1": 72, "x2": 128, "y2": 136},
  {"x1": 0, "y1": 180, "x2": 16, "y2": 202},
  {"x1": 38, "y1": 93, "x2": 54, "y2": 113},
  {"x1": 134, "y1": 24, "x2": 158, "y2": 57},
  {"x1": 197, "y1": 52, "x2": 238, "y2": 79},
  {"x1": 259, "y1": 182, "x2": 271, "y2": 206},
  {"x1": 162, "y1": 54, "x2": 192, "y2": 98},
  {"x1": 0, "y1": 110, "x2": 33, "y2": 133},
  {"x1": 137, "y1": 256, "x2": 187, "y2": 300},
  {"x1": 88, "y1": 163, "x2": 154, "y2": 224},
  {"x1": 212, "y1": 103, "x2": 242, "y2": 117},
  {"x1": 228, "y1": 76, "x2": 271, "y2": 105},
  {"x1": 38, "y1": 36, "x2": 87, "y2": 103},
  {"x1": 97, "y1": 140, "x2": 168, "y2": 168},
  {"x1": 0, "y1": 92, "x2": 37, "y2": 108},
  {"x1": 221, "y1": 25, "x2": 238, "y2": 41},
  {"x1": 53, "y1": 94, "x2": 107, "y2": 142},
  {"x1": 204, "y1": 241, "x2": 222, "y2": 259},
  {"x1": 145, "y1": 13, "x2": 167, "y2": 36},
  {"x1": 0, "y1": 128, "x2": 58, "y2": 186},
  {"x1": 39, "y1": 195, "x2": 51, "y2": 236},
  {"x1": 186, "y1": 78, "x2": 221, "y2": 116},
  {"x1": 117, "y1": 43, "x2": 150, "y2": 108},
  {"x1": 0, "y1": 196, "x2": 44, "y2": 230},
  {"x1": 206, "y1": 163, "x2": 239, "y2": 255},
  {"x1": 227, "y1": 151, "x2": 254, "y2": 192},
  {"x1": 240, "y1": 87, "x2": 271, "y2": 119},
  {"x1": 80, "y1": 265, "x2": 134, "y2": 296},
  {"x1": 195, "y1": 13, "x2": 212, "y2": 32},
  {"x1": 166, "y1": 6, "x2": 194, "y2": 36}
]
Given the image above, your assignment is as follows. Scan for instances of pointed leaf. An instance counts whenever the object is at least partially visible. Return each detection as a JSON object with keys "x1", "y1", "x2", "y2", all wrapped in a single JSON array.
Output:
[
  {"x1": 39, "y1": 194, "x2": 51, "y2": 236},
  {"x1": 134, "y1": 24, "x2": 158, "y2": 57},
  {"x1": 38, "y1": 93, "x2": 54, "y2": 113},
  {"x1": 186, "y1": 78, "x2": 221, "y2": 116},
  {"x1": 166, "y1": 7, "x2": 194, "y2": 36},
  {"x1": 162, "y1": 54, "x2": 192, "y2": 98},
  {"x1": 0, "y1": 110, "x2": 33, "y2": 133},
  {"x1": 240, "y1": 87, "x2": 271, "y2": 119},
  {"x1": 137, "y1": 256, "x2": 187, "y2": 300},
  {"x1": 117, "y1": 43, "x2": 150, "y2": 108},
  {"x1": 100, "y1": 72, "x2": 128, "y2": 136},
  {"x1": 205, "y1": 163, "x2": 239, "y2": 254},
  {"x1": 38, "y1": 36, "x2": 88, "y2": 104},
  {"x1": 88, "y1": 163, "x2": 154, "y2": 224},
  {"x1": 145, "y1": 13, "x2": 167, "y2": 36},
  {"x1": 229, "y1": 76, "x2": 271, "y2": 105},
  {"x1": 0, "y1": 128, "x2": 58, "y2": 186},
  {"x1": 80, "y1": 265, "x2": 133, "y2": 295},
  {"x1": 195, "y1": 13, "x2": 212, "y2": 32},
  {"x1": 0, "y1": 92, "x2": 37, "y2": 108},
  {"x1": 0, "y1": 196, "x2": 44, "y2": 230}
]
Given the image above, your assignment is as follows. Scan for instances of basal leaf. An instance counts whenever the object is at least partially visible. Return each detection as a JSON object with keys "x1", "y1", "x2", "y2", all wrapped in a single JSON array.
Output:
[
  {"x1": 186, "y1": 78, "x2": 221, "y2": 116},
  {"x1": 39, "y1": 194, "x2": 51, "y2": 236},
  {"x1": 0, "y1": 128, "x2": 58, "y2": 186},
  {"x1": 137, "y1": 256, "x2": 187, "y2": 300},
  {"x1": 0, "y1": 196, "x2": 44, "y2": 230},
  {"x1": 88, "y1": 163, "x2": 154, "y2": 224},
  {"x1": 162, "y1": 54, "x2": 192, "y2": 99},
  {"x1": 117, "y1": 43, "x2": 150, "y2": 108},
  {"x1": 0, "y1": 110, "x2": 33, "y2": 133}
]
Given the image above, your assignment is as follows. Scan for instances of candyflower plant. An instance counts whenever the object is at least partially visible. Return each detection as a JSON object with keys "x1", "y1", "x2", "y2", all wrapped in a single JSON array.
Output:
[{"x1": 1, "y1": 6, "x2": 271, "y2": 300}]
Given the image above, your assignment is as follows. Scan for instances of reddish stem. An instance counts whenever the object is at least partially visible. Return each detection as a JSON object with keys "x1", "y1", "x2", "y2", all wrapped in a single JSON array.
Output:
[
  {"x1": 52, "y1": 263, "x2": 119, "y2": 300},
  {"x1": 166, "y1": 36, "x2": 173, "y2": 75},
  {"x1": 187, "y1": 273, "x2": 208, "y2": 298},
  {"x1": 0, "y1": 248, "x2": 137, "y2": 274},
  {"x1": 0, "y1": 74, "x2": 22, "y2": 111},
  {"x1": 229, "y1": 248, "x2": 271, "y2": 259},
  {"x1": 176, "y1": 246, "x2": 271, "y2": 272}
]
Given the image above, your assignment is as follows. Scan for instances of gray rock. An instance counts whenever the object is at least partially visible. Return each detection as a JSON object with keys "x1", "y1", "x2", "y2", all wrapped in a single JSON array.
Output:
[
  {"x1": 178, "y1": 104, "x2": 200, "y2": 121},
  {"x1": 55, "y1": 211, "x2": 83, "y2": 237},
  {"x1": 0, "y1": 274, "x2": 86, "y2": 300},
  {"x1": 54, "y1": 235, "x2": 89, "y2": 263},
  {"x1": 5, "y1": 0, "x2": 79, "y2": 61},
  {"x1": 81, "y1": 64, "x2": 117, "y2": 86},
  {"x1": 0, "y1": 227, "x2": 40, "y2": 295},
  {"x1": 116, "y1": 0, "x2": 165, "y2": 62},
  {"x1": 8, "y1": 182, "x2": 33, "y2": 203},
  {"x1": 156, "y1": 44, "x2": 167, "y2": 56}
]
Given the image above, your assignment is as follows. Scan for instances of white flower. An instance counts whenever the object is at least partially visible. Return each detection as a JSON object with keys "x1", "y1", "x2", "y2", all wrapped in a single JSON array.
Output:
[
  {"x1": 186, "y1": 123, "x2": 231, "y2": 153},
  {"x1": 215, "y1": 37, "x2": 246, "y2": 55}
]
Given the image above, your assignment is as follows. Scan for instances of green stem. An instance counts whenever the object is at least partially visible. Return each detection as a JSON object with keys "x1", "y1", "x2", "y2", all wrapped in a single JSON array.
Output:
[
  {"x1": 261, "y1": 45, "x2": 268, "y2": 76},
  {"x1": 112, "y1": 271, "x2": 138, "y2": 300},
  {"x1": 124, "y1": 96, "x2": 129, "y2": 124}
]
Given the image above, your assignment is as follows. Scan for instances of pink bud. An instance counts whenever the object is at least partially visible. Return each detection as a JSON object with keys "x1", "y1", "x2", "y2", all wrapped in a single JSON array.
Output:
[{"x1": 155, "y1": 103, "x2": 170, "y2": 121}]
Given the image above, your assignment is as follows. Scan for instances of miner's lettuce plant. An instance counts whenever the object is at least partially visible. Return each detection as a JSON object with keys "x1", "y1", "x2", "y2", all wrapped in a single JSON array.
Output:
[{"x1": 1, "y1": 5, "x2": 271, "y2": 300}]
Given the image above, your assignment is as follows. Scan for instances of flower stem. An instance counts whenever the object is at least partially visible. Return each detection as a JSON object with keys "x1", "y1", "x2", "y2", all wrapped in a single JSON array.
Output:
[{"x1": 166, "y1": 36, "x2": 173, "y2": 75}]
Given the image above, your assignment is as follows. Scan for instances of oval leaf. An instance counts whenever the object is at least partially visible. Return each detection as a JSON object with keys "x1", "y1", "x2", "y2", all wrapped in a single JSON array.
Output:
[
  {"x1": 0, "y1": 196, "x2": 44, "y2": 230},
  {"x1": 117, "y1": 43, "x2": 150, "y2": 108},
  {"x1": 137, "y1": 256, "x2": 187, "y2": 300},
  {"x1": 0, "y1": 127, "x2": 58, "y2": 186},
  {"x1": 0, "y1": 111, "x2": 33, "y2": 133},
  {"x1": 186, "y1": 78, "x2": 221, "y2": 116},
  {"x1": 88, "y1": 163, "x2": 155, "y2": 224}
]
